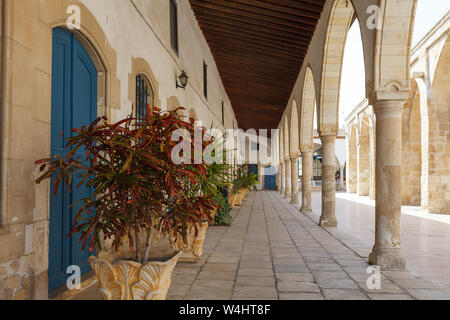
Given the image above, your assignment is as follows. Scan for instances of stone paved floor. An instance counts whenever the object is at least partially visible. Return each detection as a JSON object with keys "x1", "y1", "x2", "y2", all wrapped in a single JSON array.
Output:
[
  {"x1": 303, "y1": 191, "x2": 450, "y2": 293},
  {"x1": 73, "y1": 191, "x2": 450, "y2": 300}
]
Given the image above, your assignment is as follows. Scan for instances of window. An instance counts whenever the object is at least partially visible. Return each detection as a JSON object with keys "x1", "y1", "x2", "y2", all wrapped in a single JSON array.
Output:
[
  {"x1": 298, "y1": 155, "x2": 303, "y2": 177},
  {"x1": 136, "y1": 74, "x2": 154, "y2": 122},
  {"x1": 203, "y1": 61, "x2": 208, "y2": 99},
  {"x1": 221, "y1": 101, "x2": 225, "y2": 126},
  {"x1": 313, "y1": 149, "x2": 323, "y2": 180},
  {"x1": 170, "y1": 0, "x2": 178, "y2": 54}
]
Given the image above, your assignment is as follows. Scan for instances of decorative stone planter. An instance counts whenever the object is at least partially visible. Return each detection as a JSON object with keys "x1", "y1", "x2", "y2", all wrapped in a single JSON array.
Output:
[
  {"x1": 210, "y1": 208, "x2": 217, "y2": 221},
  {"x1": 235, "y1": 189, "x2": 246, "y2": 206},
  {"x1": 87, "y1": 251, "x2": 182, "y2": 300},
  {"x1": 228, "y1": 193, "x2": 236, "y2": 208},
  {"x1": 169, "y1": 221, "x2": 209, "y2": 263}
]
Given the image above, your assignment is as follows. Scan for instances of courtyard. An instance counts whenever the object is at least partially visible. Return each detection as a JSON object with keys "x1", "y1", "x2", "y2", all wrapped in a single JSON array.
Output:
[{"x1": 73, "y1": 191, "x2": 450, "y2": 300}]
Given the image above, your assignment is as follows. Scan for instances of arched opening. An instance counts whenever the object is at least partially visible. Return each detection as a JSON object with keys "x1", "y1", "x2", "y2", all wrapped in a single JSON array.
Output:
[
  {"x1": 290, "y1": 100, "x2": 299, "y2": 158},
  {"x1": 49, "y1": 27, "x2": 105, "y2": 292},
  {"x1": 300, "y1": 67, "x2": 316, "y2": 150},
  {"x1": 347, "y1": 125, "x2": 358, "y2": 193},
  {"x1": 339, "y1": 19, "x2": 366, "y2": 128},
  {"x1": 357, "y1": 116, "x2": 370, "y2": 196},
  {"x1": 318, "y1": 0, "x2": 356, "y2": 135},
  {"x1": 402, "y1": 83, "x2": 422, "y2": 206},
  {"x1": 313, "y1": 149, "x2": 323, "y2": 182},
  {"x1": 427, "y1": 36, "x2": 450, "y2": 213},
  {"x1": 312, "y1": 148, "x2": 340, "y2": 185}
]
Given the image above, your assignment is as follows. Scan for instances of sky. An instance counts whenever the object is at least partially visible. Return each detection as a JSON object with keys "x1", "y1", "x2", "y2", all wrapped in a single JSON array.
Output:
[{"x1": 337, "y1": 0, "x2": 450, "y2": 128}]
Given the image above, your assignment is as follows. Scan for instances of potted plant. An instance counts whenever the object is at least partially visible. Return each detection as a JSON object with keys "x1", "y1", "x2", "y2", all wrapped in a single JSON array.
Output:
[
  {"x1": 35, "y1": 106, "x2": 217, "y2": 300},
  {"x1": 169, "y1": 132, "x2": 231, "y2": 262},
  {"x1": 231, "y1": 165, "x2": 258, "y2": 206}
]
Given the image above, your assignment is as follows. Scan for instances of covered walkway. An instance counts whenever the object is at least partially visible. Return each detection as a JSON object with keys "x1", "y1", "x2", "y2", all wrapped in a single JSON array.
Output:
[{"x1": 74, "y1": 191, "x2": 450, "y2": 300}]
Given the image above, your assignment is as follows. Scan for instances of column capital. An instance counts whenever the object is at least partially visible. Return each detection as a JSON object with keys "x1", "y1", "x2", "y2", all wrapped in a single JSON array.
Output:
[
  {"x1": 367, "y1": 80, "x2": 410, "y2": 106},
  {"x1": 319, "y1": 134, "x2": 336, "y2": 143},
  {"x1": 372, "y1": 99, "x2": 405, "y2": 119},
  {"x1": 300, "y1": 144, "x2": 313, "y2": 153}
]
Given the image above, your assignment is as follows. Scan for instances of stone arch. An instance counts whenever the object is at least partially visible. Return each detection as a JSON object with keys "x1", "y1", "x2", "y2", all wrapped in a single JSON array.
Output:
[
  {"x1": 426, "y1": 36, "x2": 450, "y2": 213},
  {"x1": 128, "y1": 57, "x2": 161, "y2": 113},
  {"x1": 401, "y1": 82, "x2": 421, "y2": 206},
  {"x1": 43, "y1": 1, "x2": 121, "y2": 121},
  {"x1": 167, "y1": 96, "x2": 185, "y2": 117},
  {"x1": 357, "y1": 115, "x2": 371, "y2": 196},
  {"x1": 284, "y1": 117, "x2": 290, "y2": 161},
  {"x1": 279, "y1": 125, "x2": 285, "y2": 165},
  {"x1": 189, "y1": 108, "x2": 199, "y2": 122},
  {"x1": 289, "y1": 100, "x2": 300, "y2": 158},
  {"x1": 371, "y1": 0, "x2": 417, "y2": 99},
  {"x1": 300, "y1": 67, "x2": 316, "y2": 151},
  {"x1": 318, "y1": 0, "x2": 355, "y2": 135}
]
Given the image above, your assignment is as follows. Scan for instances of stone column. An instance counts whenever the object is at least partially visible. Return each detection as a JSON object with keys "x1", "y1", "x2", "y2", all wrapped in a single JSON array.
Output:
[
  {"x1": 319, "y1": 135, "x2": 337, "y2": 227},
  {"x1": 369, "y1": 121, "x2": 376, "y2": 200},
  {"x1": 284, "y1": 160, "x2": 291, "y2": 198},
  {"x1": 339, "y1": 166, "x2": 344, "y2": 191},
  {"x1": 277, "y1": 165, "x2": 281, "y2": 192},
  {"x1": 290, "y1": 157, "x2": 299, "y2": 204},
  {"x1": 300, "y1": 150, "x2": 313, "y2": 212},
  {"x1": 369, "y1": 100, "x2": 406, "y2": 269},
  {"x1": 280, "y1": 162, "x2": 285, "y2": 195}
]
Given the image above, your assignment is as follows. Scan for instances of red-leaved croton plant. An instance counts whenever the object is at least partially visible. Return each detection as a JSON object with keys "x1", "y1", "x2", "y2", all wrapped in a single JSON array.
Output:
[{"x1": 35, "y1": 106, "x2": 220, "y2": 264}]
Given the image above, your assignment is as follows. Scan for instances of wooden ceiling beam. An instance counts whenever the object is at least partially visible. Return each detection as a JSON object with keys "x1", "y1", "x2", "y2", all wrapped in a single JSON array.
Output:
[
  {"x1": 197, "y1": 20, "x2": 311, "y2": 50},
  {"x1": 207, "y1": 43, "x2": 303, "y2": 66},
  {"x1": 194, "y1": 14, "x2": 312, "y2": 43},
  {"x1": 228, "y1": 0, "x2": 322, "y2": 22},
  {"x1": 203, "y1": 31, "x2": 307, "y2": 59},
  {"x1": 190, "y1": 1, "x2": 316, "y2": 34},
  {"x1": 194, "y1": 0, "x2": 318, "y2": 30},
  {"x1": 191, "y1": 6, "x2": 314, "y2": 39}
]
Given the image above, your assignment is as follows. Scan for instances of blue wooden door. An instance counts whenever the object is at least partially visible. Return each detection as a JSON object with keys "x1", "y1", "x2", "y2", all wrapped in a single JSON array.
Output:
[
  {"x1": 264, "y1": 166, "x2": 276, "y2": 190},
  {"x1": 49, "y1": 28, "x2": 97, "y2": 292}
]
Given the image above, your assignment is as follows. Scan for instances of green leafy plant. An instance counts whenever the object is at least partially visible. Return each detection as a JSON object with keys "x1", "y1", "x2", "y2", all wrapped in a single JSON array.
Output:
[
  {"x1": 213, "y1": 193, "x2": 232, "y2": 226},
  {"x1": 232, "y1": 164, "x2": 258, "y2": 194},
  {"x1": 35, "y1": 106, "x2": 218, "y2": 264}
]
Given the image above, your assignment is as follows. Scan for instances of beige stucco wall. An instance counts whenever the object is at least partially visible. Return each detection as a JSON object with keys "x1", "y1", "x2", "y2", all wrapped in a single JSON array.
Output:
[{"x1": 0, "y1": 0, "x2": 237, "y2": 300}]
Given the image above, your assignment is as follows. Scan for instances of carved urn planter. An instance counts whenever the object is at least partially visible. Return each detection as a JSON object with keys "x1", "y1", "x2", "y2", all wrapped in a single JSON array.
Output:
[
  {"x1": 235, "y1": 189, "x2": 246, "y2": 206},
  {"x1": 228, "y1": 193, "x2": 236, "y2": 209},
  {"x1": 87, "y1": 251, "x2": 182, "y2": 300},
  {"x1": 169, "y1": 221, "x2": 209, "y2": 263},
  {"x1": 210, "y1": 208, "x2": 218, "y2": 221}
]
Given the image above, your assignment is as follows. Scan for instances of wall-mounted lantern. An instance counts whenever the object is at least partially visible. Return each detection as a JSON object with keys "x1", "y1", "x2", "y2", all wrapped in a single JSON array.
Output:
[{"x1": 176, "y1": 70, "x2": 189, "y2": 89}]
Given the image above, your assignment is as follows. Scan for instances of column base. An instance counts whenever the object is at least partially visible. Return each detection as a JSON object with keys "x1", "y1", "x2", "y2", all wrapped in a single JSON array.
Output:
[
  {"x1": 290, "y1": 196, "x2": 299, "y2": 205},
  {"x1": 300, "y1": 206, "x2": 312, "y2": 213},
  {"x1": 319, "y1": 216, "x2": 337, "y2": 227},
  {"x1": 369, "y1": 246, "x2": 406, "y2": 270}
]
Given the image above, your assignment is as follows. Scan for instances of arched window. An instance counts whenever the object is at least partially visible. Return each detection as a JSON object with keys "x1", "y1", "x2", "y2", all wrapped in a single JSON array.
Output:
[
  {"x1": 136, "y1": 74, "x2": 154, "y2": 121},
  {"x1": 313, "y1": 149, "x2": 323, "y2": 180}
]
